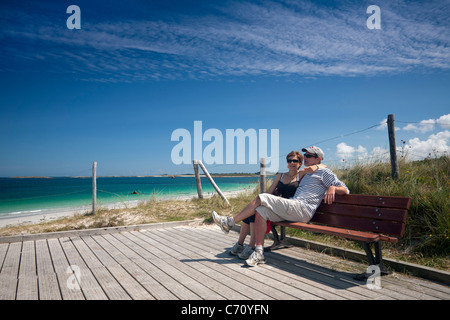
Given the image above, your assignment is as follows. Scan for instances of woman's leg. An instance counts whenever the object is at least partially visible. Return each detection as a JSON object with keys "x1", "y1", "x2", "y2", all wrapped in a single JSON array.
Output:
[
  {"x1": 238, "y1": 222, "x2": 250, "y2": 244},
  {"x1": 248, "y1": 222, "x2": 256, "y2": 248},
  {"x1": 232, "y1": 196, "x2": 261, "y2": 223}
]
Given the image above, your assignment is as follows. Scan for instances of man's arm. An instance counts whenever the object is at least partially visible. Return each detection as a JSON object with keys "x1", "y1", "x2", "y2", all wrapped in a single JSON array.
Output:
[
  {"x1": 323, "y1": 185, "x2": 349, "y2": 204},
  {"x1": 321, "y1": 169, "x2": 350, "y2": 205}
]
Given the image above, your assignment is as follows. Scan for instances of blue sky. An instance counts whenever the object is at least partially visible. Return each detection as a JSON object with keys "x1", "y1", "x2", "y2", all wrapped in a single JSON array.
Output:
[{"x1": 1, "y1": 0, "x2": 449, "y2": 176}]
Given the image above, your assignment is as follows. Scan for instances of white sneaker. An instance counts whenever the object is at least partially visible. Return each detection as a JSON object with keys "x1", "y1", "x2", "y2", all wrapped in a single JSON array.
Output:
[
  {"x1": 238, "y1": 246, "x2": 254, "y2": 259},
  {"x1": 245, "y1": 250, "x2": 265, "y2": 267},
  {"x1": 229, "y1": 242, "x2": 244, "y2": 255},
  {"x1": 212, "y1": 211, "x2": 234, "y2": 233}
]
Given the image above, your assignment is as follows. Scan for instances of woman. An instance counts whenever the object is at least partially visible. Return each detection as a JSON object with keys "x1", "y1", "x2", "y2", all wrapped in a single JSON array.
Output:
[{"x1": 228, "y1": 150, "x2": 326, "y2": 259}]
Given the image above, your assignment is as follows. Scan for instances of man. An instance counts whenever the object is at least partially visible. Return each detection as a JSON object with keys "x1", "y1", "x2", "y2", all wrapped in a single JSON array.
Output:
[{"x1": 212, "y1": 146, "x2": 349, "y2": 266}]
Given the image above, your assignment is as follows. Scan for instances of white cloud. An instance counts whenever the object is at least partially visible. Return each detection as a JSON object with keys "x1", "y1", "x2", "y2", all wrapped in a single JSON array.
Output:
[
  {"x1": 437, "y1": 114, "x2": 450, "y2": 129},
  {"x1": 405, "y1": 130, "x2": 450, "y2": 160},
  {"x1": 402, "y1": 114, "x2": 450, "y2": 133},
  {"x1": 336, "y1": 142, "x2": 355, "y2": 159},
  {"x1": 403, "y1": 118, "x2": 436, "y2": 133},
  {"x1": 376, "y1": 119, "x2": 387, "y2": 131},
  {"x1": 336, "y1": 142, "x2": 369, "y2": 161},
  {"x1": 371, "y1": 146, "x2": 390, "y2": 161}
]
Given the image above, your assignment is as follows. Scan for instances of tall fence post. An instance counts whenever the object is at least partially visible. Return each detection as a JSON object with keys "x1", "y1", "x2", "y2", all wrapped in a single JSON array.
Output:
[
  {"x1": 92, "y1": 161, "x2": 97, "y2": 215},
  {"x1": 387, "y1": 114, "x2": 400, "y2": 180},
  {"x1": 193, "y1": 160, "x2": 203, "y2": 199},
  {"x1": 196, "y1": 160, "x2": 231, "y2": 206},
  {"x1": 260, "y1": 157, "x2": 266, "y2": 193}
]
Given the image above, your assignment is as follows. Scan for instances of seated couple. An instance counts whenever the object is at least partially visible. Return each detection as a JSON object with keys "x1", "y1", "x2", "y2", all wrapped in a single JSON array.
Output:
[{"x1": 212, "y1": 146, "x2": 349, "y2": 267}]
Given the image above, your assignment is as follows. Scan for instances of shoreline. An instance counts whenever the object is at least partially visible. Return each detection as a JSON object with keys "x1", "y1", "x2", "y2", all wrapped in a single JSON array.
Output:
[{"x1": 0, "y1": 188, "x2": 253, "y2": 229}]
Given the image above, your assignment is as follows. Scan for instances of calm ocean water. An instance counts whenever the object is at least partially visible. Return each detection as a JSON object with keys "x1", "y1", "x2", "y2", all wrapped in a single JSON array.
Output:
[{"x1": 0, "y1": 176, "x2": 258, "y2": 218}]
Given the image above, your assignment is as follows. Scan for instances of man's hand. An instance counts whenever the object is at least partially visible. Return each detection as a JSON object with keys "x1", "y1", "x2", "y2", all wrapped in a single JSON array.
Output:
[
  {"x1": 324, "y1": 186, "x2": 336, "y2": 204},
  {"x1": 324, "y1": 185, "x2": 349, "y2": 204}
]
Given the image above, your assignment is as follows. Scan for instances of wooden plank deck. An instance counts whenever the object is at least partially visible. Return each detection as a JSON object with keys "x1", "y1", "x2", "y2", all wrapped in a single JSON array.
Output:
[{"x1": 0, "y1": 222, "x2": 449, "y2": 301}]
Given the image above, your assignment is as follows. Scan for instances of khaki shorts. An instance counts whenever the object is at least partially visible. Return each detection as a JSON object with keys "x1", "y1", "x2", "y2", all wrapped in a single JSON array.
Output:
[{"x1": 255, "y1": 193, "x2": 311, "y2": 223}]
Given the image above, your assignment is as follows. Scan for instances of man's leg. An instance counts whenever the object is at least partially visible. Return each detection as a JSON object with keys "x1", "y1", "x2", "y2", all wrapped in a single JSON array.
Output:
[{"x1": 254, "y1": 213, "x2": 267, "y2": 247}]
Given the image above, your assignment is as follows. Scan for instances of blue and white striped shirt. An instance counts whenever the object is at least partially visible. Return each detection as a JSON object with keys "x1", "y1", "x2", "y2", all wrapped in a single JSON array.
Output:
[{"x1": 291, "y1": 168, "x2": 349, "y2": 218}]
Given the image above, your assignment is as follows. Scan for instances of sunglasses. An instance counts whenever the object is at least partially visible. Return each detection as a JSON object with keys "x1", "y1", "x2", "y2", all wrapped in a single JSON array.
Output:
[
  {"x1": 287, "y1": 159, "x2": 300, "y2": 163},
  {"x1": 304, "y1": 154, "x2": 318, "y2": 158}
]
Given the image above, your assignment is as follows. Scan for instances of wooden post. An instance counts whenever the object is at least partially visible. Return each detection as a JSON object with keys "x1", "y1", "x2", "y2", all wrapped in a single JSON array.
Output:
[
  {"x1": 197, "y1": 160, "x2": 231, "y2": 206},
  {"x1": 193, "y1": 160, "x2": 203, "y2": 199},
  {"x1": 92, "y1": 161, "x2": 97, "y2": 215},
  {"x1": 260, "y1": 157, "x2": 266, "y2": 193},
  {"x1": 387, "y1": 114, "x2": 400, "y2": 179}
]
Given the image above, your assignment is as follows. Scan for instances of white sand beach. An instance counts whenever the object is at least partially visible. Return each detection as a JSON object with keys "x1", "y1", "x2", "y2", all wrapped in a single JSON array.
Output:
[{"x1": 0, "y1": 189, "x2": 252, "y2": 229}]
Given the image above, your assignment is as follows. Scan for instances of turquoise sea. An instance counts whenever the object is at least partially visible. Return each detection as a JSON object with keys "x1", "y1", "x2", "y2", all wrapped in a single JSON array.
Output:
[{"x1": 0, "y1": 176, "x2": 258, "y2": 219}]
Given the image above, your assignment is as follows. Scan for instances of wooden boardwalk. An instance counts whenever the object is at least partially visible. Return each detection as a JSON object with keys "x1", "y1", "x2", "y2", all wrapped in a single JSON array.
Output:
[{"x1": 0, "y1": 222, "x2": 449, "y2": 300}]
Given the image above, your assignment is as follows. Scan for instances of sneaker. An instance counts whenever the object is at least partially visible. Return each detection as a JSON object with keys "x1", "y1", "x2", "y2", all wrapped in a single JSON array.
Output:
[
  {"x1": 229, "y1": 242, "x2": 244, "y2": 256},
  {"x1": 245, "y1": 250, "x2": 265, "y2": 267},
  {"x1": 212, "y1": 211, "x2": 233, "y2": 233},
  {"x1": 238, "y1": 245, "x2": 254, "y2": 259}
]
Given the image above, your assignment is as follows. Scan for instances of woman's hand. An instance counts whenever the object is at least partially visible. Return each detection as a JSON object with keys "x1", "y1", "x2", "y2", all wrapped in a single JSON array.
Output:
[{"x1": 300, "y1": 163, "x2": 326, "y2": 174}]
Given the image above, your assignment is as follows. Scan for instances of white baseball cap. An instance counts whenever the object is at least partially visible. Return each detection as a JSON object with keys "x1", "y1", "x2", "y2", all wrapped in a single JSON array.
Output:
[{"x1": 302, "y1": 146, "x2": 324, "y2": 160}]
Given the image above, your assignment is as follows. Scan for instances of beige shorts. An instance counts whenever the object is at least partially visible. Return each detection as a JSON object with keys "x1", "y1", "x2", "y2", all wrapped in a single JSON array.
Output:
[{"x1": 255, "y1": 193, "x2": 311, "y2": 223}]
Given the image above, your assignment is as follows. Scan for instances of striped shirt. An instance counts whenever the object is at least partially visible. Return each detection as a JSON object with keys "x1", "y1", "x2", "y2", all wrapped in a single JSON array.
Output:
[{"x1": 291, "y1": 168, "x2": 350, "y2": 218}]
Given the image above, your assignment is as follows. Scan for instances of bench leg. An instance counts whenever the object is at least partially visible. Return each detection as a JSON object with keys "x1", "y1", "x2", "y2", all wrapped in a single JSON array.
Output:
[
  {"x1": 265, "y1": 225, "x2": 292, "y2": 252},
  {"x1": 374, "y1": 241, "x2": 390, "y2": 275},
  {"x1": 355, "y1": 241, "x2": 391, "y2": 281}
]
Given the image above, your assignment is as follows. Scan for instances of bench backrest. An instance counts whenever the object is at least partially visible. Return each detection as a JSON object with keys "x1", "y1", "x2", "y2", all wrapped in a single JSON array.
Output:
[{"x1": 311, "y1": 194, "x2": 411, "y2": 237}]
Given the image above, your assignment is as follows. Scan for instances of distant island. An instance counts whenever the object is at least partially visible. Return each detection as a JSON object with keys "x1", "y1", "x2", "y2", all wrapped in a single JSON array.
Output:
[{"x1": 9, "y1": 176, "x2": 54, "y2": 179}]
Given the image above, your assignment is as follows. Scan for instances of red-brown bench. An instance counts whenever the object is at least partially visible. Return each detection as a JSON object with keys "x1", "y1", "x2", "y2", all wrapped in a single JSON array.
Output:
[{"x1": 267, "y1": 194, "x2": 411, "y2": 280}]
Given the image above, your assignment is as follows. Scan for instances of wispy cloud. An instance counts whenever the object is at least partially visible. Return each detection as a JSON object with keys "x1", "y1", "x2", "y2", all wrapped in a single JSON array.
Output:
[{"x1": 1, "y1": 0, "x2": 449, "y2": 82}]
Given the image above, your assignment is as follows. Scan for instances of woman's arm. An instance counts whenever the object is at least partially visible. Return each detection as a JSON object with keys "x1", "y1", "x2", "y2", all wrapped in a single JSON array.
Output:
[
  {"x1": 266, "y1": 173, "x2": 281, "y2": 194},
  {"x1": 298, "y1": 163, "x2": 327, "y2": 181}
]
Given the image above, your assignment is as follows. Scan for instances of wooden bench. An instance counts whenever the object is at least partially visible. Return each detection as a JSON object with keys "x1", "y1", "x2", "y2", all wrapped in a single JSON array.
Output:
[{"x1": 266, "y1": 194, "x2": 411, "y2": 280}]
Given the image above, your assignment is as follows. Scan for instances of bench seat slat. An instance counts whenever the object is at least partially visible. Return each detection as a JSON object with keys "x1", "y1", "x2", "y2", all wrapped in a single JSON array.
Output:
[{"x1": 272, "y1": 221, "x2": 399, "y2": 243}]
